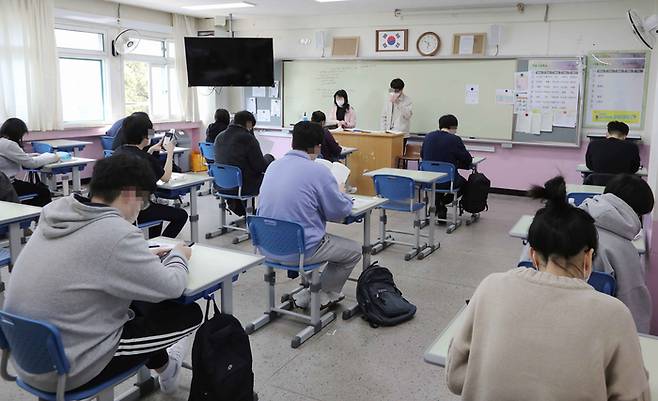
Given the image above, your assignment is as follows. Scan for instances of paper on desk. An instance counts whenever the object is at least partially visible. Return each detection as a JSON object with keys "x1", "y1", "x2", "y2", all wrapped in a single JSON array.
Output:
[
  {"x1": 465, "y1": 84, "x2": 479, "y2": 105},
  {"x1": 252, "y1": 87, "x2": 266, "y2": 97},
  {"x1": 530, "y1": 112, "x2": 542, "y2": 135},
  {"x1": 271, "y1": 99, "x2": 281, "y2": 117},
  {"x1": 256, "y1": 109, "x2": 271, "y2": 122},
  {"x1": 247, "y1": 97, "x2": 257, "y2": 114},
  {"x1": 553, "y1": 109, "x2": 577, "y2": 128},
  {"x1": 515, "y1": 112, "x2": 532, "y2": 133},
  {"x1": 495, "y1": 89, "x2": 515, "y2": 105},
  {"x1": 540, "y1": 110, "x2": 553, "y2": 132},
  {"x1": 459, "y1": 35, "x2": 474, "y2": 55},
  {"x1": 269, "y1": 81, "x2": 279, "y2": 98}
]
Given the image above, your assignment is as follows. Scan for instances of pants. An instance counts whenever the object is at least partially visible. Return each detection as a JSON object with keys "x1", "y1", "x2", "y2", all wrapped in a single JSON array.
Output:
[
  {"x1": 72, "y1": 301, "x2": 202, "y2": 392},
  {"x1": 291, "y1": 234, "x2": 361, "y2": 293},
  {"x1": 12, "y1": 179, "x2": 52, "y2": 206},
  {"x1": 138, "y1": 202, "x2": 189, "y2": 238}
]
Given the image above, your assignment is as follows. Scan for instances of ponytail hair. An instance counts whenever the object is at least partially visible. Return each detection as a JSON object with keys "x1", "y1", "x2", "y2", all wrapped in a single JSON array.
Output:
[{"x1": 527, "y1": 176, "x2": 598, "y2": 270}]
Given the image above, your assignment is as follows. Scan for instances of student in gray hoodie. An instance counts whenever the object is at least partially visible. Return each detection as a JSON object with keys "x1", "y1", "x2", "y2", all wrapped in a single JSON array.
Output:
[
  {"x1": 4, "y1": 154, "x2": 202, "y2": 393},
  {"x1": 579, "y1": 174, "x2": 654, "y2": 333}
]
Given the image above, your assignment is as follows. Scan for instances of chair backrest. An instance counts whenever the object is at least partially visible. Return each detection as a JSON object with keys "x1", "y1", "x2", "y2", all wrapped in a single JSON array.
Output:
[
  {"x1": 588, "y1": 271, "x2": 616, "y2": 296},
  {"x1": 103, "y1": 150, "x2": 114, "y2": 158},
  {"x1": 404, "y1": 142, "x2": 422, "y2": 158},
  {"x1": 209, "y1": 164, "x2": 242, "y2": 191},
  {"x1": 247, "y1": 216, "x2": 305, "y2": 257},
  {"x1": 0, "y1": 311, "x2": 69, "y2": 375},
  {"x1": 583, "y1": 173, "x2": 616, "y2": 186},
  {"x1": 31, "y1": 142, "x2": 53, "y2": 154},
  {"x1": 567, "y1": 192, "x2": 596, "y2": 206},
  {"x1": 100, "y1": 136, "x2": 114, "y2": 151},
  {"x1": 420, "y1": 160, "x2": 455, "y2": 186},
  {"x1": 373, "y1": 175, "x2": 416, "y2": 210},
  {"x1": 198, "y1": 142, "x2": 215, "y2": 162}
]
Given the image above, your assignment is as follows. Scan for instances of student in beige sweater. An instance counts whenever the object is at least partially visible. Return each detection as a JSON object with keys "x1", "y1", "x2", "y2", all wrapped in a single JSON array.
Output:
[{"x1": 447, "y1": 176, "x2": 650, "y2": 401}]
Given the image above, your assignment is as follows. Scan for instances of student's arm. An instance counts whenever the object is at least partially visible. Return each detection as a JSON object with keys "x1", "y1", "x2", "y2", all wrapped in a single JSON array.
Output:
[
  {"x1": 105, "y1": 231, "x2": 189, "y2": 302},
  {"x1": 4, "y1": 141, "x2": 58, "y2": 169},
  {"x1": 605, "y1": 307, "x2": 651, "y2": 401},
  {"x1": 585, "y1": 142, "x2": 594, "y2": 170},
  {"x1": 456, "y1": 138, "x2": 473, "y2": 169},
  {"x1": 630, "y1": 144, "x2": 641, "y2": 173},
  {"x1": 246, "y1": 134, "x2": 270, "y2": 174},
  {"x1": 446, "y1": 297, "x2": 476, "y2": 395},
  {"x1": 155, "y1": 141, "x2": 174, "y2": 182},
  {"x1": 324, "y1": 130, "x2": 342, "y2": 159},
  {"x1": 316, "y1": 171, "x2": 353, "y2": 221},
  {"x1": 344, "y1": 107, "x2": 356, "y2": 128}
]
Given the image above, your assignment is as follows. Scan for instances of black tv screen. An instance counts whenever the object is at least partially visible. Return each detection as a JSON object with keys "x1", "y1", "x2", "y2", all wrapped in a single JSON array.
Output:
[{"x1": 184, "y1": 37, "x2": 274, "y2": 87}]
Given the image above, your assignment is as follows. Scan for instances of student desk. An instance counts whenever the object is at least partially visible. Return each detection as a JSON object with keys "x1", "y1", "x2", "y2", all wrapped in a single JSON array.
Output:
[
  {"x1": 149, "y1": 237, "x2": 264, "y2": 314},
  {"x1": 32, "y1": 139, "x2": 92, "y2": 157},
  {"x1": 0, "y1": 201, "x2": 41, "y2": 291},
  {"x1": 565, "y1": 184, "x2": 604, "y2": 194},
  {"x1": 156, "y1": 173, "x2": 212, "y2": 243},
  {"x1": 364, "y1": 168, "x2": 446, "y2": 260},
  {"x1": 577, "y1": 164, "x2": 648, "y2": 177},
  {"x1": 509, "y1": 214, "x2": 646, "y2": 254},
  {"x1": 332, "y1": 130, "x2": 405, "y2": 195},
  {"x1": 423, "y1": 305, "x2": 658, "y2": 397},
  {"x1": 340, "y1": 147, "x2": 358, "y2": 159},
  {"x1": 470, "y1": 156, "x2": 486, "y2": 171},
  {"x1": 39, "y1": 157, "x2": 95, "y2": 195}
]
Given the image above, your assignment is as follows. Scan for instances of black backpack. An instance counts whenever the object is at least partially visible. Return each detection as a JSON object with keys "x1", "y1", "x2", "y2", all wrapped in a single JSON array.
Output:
[
  {"x1": 460, "y1": 172, "x2": 491, "y2": 214},
  {"x1": 188, "y1": 299, "x2": 255, "y2": 401},
  {"x1": 356, "y1": 263, "x2": 417, "y2": 328}
]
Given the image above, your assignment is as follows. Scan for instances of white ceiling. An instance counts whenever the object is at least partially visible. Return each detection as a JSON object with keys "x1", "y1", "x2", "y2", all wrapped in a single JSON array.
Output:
[{"x1": 109, "y1": 0, "x2": 614, "y2": 18}]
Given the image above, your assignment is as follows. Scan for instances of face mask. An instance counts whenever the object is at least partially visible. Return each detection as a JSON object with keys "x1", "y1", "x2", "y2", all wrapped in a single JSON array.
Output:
[{"x1": 336, "y1": 98, "x2": 345, "y2": 107}]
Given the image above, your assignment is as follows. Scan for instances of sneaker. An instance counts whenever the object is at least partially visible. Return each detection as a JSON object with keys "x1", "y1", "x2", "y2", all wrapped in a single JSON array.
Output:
[
  {"x1": 320, "y1": 291, "x2": 345, "y2": 310},
  {"x1": 292, "y1": 288, "x2": 311, "y2": 309},
  {"x1": 159, "y1": 334, "x2": 192, "y2": 394}
]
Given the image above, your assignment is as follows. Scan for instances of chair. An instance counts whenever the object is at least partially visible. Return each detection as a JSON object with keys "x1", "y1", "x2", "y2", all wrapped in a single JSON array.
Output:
[
  {"x1": 100, "y1": 136, "x2": 114, "y2": 151},
  {"x1": 396, "y1": 141, "x2": 421, "y2": 170},
  {"x1": 197, "y1": 142, "x2": 215, "y2": 197},
  {"x1": 420, "y1": 161, "x2": 462, "y2": 234},
  {"x1": 103, "y1": 150, "x2": 114, "y2": 158},
  {"x1": 137, "y1": 220, "x2": 163, "y2": 239},
  {"x1": 518, "y1": 263, "x2": 616, "y2": 296},
  {"x1": 31, "y1": 142, "x2": 71, "y2": 195},
  {"x1": 567, "y1": 192, "x2": 596, "y2": 206},
  {"x1": 583, "y1": 173, "x2": 616, "y2": 186},
  {"x1": 371, "y1": 175, "x2": 427, "y2": 261},
  {"x1": 0, "y1": 310, "x2": 146, "y2": 401},
  {"x1": 205, "y1": 164, "x2": 255, "y2": 244},
  {"x1": 244, "y1": 216, "x2": 335, "y2": 348}
]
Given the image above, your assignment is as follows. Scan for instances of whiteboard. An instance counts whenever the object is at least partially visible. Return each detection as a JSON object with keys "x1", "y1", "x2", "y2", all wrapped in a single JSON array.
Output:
[
  {"x1": 584, "y1": 52, "x2": 649, "y2": 129},
  {"x1": 283, "y1": 59, "x2": 516, "y2": 140}
]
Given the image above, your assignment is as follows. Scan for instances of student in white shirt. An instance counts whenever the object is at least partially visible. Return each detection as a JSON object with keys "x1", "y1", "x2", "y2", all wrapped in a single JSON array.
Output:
[{"x1": 381, "y1": 78, "x2": 412, "y2": 133}]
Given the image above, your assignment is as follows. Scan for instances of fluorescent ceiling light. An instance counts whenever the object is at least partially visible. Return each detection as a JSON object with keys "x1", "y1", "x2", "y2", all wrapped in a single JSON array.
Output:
[
  {"x1": 316, "y1": 0, "x2": 350, "y2": 2},
  {"x1": 182, "y1": 2, "x2": 255, "y2": 10}
]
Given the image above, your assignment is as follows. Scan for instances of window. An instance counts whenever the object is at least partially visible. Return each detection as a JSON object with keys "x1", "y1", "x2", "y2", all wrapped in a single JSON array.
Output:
[
  {"x1": 123, "y1": 38, "x2": 180, "y2": 121},
  {"x1": 56, "y1": 28, "x2": 108, "y2": 125}
]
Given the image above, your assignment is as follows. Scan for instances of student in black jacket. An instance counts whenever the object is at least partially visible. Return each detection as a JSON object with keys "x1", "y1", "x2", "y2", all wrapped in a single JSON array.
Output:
[
  {"x1": 205, "y1": 108, "x2": 230, "y2": 143},
  {"x1": 214, "y1": 110, "x2": 274, "y2": 216},
  {"x1": 585, "y1": 121, "x2": 640, "y2": 175},
  {"x1": 311, "y1": 110, "x2": 342, "y2": 162},
  {"x1": 421, "y1": 114, "x2": 473, "y2": 219}
]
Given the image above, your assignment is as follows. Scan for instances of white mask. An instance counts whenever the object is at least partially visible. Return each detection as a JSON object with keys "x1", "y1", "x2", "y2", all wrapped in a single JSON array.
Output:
[{"x1": 336, "y1": 98, "x2": 345, "y2": 107}]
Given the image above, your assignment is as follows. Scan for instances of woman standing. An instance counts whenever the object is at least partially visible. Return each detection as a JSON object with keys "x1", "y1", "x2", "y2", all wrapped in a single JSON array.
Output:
[
  {"x1": 329, "y1": 90, "x2": 356, "y2": 129},
  {"x1": 0, "y1": 118, "x2": 58, "y2": 206}
]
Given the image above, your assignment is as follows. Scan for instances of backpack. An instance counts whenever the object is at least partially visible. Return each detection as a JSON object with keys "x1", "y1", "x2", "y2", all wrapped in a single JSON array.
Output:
[
  {"x1": 356, "y1": 263, "x2": 417, "y2": 328},
  {"x1": 460, "y1": 172, "x2": 491, "y2": 214},
  {"x1": 188, "y1": 299, "x2": 255, "y2": 401}
]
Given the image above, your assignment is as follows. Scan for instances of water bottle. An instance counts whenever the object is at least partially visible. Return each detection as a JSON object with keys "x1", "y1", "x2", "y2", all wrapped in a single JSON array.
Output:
[{"x1": 302, "y1": 112, "x2": 308, "y2": 122}]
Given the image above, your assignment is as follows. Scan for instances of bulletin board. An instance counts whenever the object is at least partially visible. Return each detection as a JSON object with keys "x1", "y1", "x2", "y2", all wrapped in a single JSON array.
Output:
[{"x1": 242, "y1": 61, "x2": 283, "y2": 127}]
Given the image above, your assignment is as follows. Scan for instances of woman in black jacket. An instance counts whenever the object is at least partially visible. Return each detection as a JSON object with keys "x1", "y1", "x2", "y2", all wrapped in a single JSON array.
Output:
[{"x1": 206, "y1": 109, "x2": 230, "y2": 143}]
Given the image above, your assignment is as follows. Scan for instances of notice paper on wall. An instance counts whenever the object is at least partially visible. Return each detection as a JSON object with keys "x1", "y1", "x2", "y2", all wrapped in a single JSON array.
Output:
[
  {"x1": 247, "y1": 97, "x2": 257, "y2": 114},
  {"x1": 540, "y1": 110, "x2": 554, "y2": 132},
  {"x1": 271, "y1": 99, "x2": 281, "y2": 117},
  {"x1": 515, "y1": 112, "x2": 532, "y2": 133},
  {"x1": 459, "y1": 35, "x2": 475, "y2": 55},
  {"x1": 530, "y1": 112, "x2": 542, "y2": 135},
  {"x1": 528, "y1": 59, "x2": 580, "y2": 112},
  {"x1": 465, "y1": 84, "x2": 479, "y2": 105},
  {"x1": 252, "y1": 87, "x2": 267, "y2": 97},
  {"x1": 269, "y1": 81, "x2": 280, "y2": 98},
  {"x1": 554, "y1": 109, "x2": 577, "y2": 128},
  {"x1": 515, "y1": 72, "x2": 529, "y2": 92},
  {"x1": 514, "y1": 92, "x2": 528, "y2": 114},
  {"x1": 256, "y1": 109, "x2": 271, "y2": 122},
  {"x1": 495, "y1": 89, "x2": 515, "y2": 105}
]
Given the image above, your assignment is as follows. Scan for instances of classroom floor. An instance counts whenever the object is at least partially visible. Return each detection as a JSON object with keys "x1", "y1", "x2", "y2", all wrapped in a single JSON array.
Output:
[{"x1": 0, "y1": 190, "x2": 540, "y2": 401}]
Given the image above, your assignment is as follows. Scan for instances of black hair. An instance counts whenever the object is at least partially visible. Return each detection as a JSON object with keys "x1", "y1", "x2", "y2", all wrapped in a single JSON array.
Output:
[
  {"x1": 292, "y1": 121, "x2": 323, "y2": 151},
  {"x1": 311, "y1": 110, "x2": 326, "y2": 124},
  {"x1": 234, "y1": 110, "x2": 256, "y2": 127},
  {"x1": 333, "y1": 89, "x2": 350, "y2": 110},
  {"x1": 390, "y1": 78, "x2": 405, "y2": 90},
  {"x1": 527, "y1": 176, "x2": 598, "y2": 276},
  {"x1": 122, "y1": 114, "x2": 153, "y2": 145},
  {"x1": 439, "y1": 114, "x2": 459, "y2": 130},
  {"x1": 604, "y1": 174, "x2": 654, "y2": 216},
  {"x1": 607, "y1": 120, "x2": 629, "y2": 136},
  {"x1": 214, "y1": 108, "x2": 230, "y2": 125},
  {"x1": 88, "y1": 153, "x2": 156, "y2": 203},
  {"x1": 0, "y1": 118, "x2": 28, "y2": 147}
]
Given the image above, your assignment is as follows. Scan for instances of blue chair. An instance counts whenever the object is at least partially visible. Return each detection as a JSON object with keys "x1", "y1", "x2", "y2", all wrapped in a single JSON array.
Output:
[
  {"x1": 420, "y1": 161, "x2": 462, "y2": 234},
  {"x1": 100, "y1": 136, "x2": 114, "y2": 151},
  {"x1": 371, "y1": 175, "x2": 427, "y2": 261},
  {"x1": 205, "y1": 164, "x2": 255, "y2": 244},
  {"x1": 245, "y1": 216, "x2": 334, "y2": 348},
  {"x1": 518, "y1": 262, "x2": 616, "y2": 296},
  {"x1": 0, "y1": 310, "x2": 146, "y2": 401},
  {"x1": 103, "y1": 150, "x2": 114, "y2": 158},
  {"x1": 567, "y1": 192, "x2": 596, "y2": 206},
  {"x1": 197, "y1": 142, "x2": 215, "y2": 197}
]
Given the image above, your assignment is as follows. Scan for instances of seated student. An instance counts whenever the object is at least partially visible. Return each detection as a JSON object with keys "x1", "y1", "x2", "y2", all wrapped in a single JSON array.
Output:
[
  {"x1": 214, "y1": 110, "x2": 274, "y2": 216},
  {"x1": 110, "y1": 112, "x2": 151, "y2": 150},
  {"x1": 420, "y1": 114, "x2": 472, "y2": 219},
  {"x1": 4, "y1": 154, "x2": 202, "y2": 394},
  {"x1": 578, "y1": 174, "x2": 654, "y2": 333},
  {"x1": 257, "y1": 121, "x2": 360, "y2": 309},
  {"x1": 0, "y1": 117, "x2": 59, "y2": 206},
  {"x1": 311, "y1": 110, "x2": 342, "y2": 162},
  {"x1": 114, "y1": 115, "x2": 189, "y2": 238},
  {"x1": 206, "y1": 108, "x2": 230, "y2": 143},
  {"x1": 586, "y1": 120, "x2": 640, "y2": 175},
  {"x1": 447, "y1": 176, "x2": 649, "y2": 401},
  {"x1": 329, "y1": 89, "x2": 356, "y2": 129}
]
